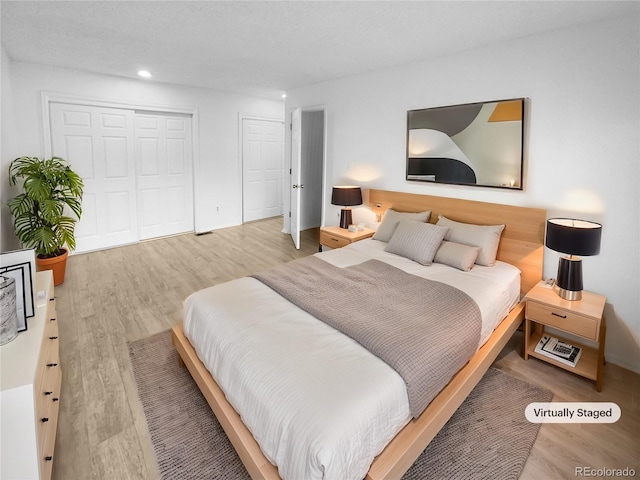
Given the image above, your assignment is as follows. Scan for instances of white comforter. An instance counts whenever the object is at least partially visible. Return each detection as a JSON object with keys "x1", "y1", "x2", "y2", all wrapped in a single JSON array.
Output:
[{"x1": 183, "y1": 238, "x2": 520, "y2": 480}]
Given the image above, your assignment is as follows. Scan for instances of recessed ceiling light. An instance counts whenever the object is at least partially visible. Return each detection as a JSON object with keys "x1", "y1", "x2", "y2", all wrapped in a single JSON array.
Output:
[
  {"x1": 138, "y1": 70, "x2": 152, "y2": 78},
  {"x1": 281, "y1": 93, "x2": 287, "y2": 99}
]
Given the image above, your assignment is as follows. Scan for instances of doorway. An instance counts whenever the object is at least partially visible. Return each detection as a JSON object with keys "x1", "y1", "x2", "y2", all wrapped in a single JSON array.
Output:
[
  {"x1": 289, "y1": 108, "x2": 325, "y2": 250},
  {"x1": 299, "y1": 110, "x2": 324, "y2": 249}
]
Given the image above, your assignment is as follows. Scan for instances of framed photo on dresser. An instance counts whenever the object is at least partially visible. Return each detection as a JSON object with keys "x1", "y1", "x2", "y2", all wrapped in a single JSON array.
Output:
[{"x1": 0, "y1": 249, "x2": 36, "y2": 331}]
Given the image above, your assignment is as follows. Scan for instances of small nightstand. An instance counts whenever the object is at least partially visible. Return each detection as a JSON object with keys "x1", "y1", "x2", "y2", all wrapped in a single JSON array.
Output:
[
  {"x1": 319, "y1": 225, "x2": 375, "y2": 251},
  {"x1": 523, "y1": 281, "x2": 607, "y2": 391}
]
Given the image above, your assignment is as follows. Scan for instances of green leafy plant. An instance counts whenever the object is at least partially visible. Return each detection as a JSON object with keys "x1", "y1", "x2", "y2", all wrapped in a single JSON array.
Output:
[{"x1": 8, "y1": 156, "x2": 84, "y2": 258}]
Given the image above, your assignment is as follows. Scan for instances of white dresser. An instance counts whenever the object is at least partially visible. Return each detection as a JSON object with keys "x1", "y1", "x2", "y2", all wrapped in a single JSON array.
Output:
[{"x1": 1, "y1": 271, "x2": 61, "y2": 480}]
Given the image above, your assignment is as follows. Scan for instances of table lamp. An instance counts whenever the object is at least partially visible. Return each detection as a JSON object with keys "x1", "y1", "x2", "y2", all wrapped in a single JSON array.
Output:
[
  {"x1": 331, "y1": 186, "x2": 362, "y2": 229},
  {"x1": 545, "y1": 218, "x2": 602, "y2": 301}
]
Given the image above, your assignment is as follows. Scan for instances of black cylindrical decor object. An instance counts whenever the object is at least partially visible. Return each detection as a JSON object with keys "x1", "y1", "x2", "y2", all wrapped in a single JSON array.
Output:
[
  {"x1": 555, "y1": 256, "x2": 584, "y2": 300},
  {"x1": 339, "y1": 209, "x2": 353, "y2": 229}
]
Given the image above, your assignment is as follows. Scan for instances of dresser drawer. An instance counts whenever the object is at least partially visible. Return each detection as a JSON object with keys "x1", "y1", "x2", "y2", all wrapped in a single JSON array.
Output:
[
  {"x1": 527, "y1": 300, "x2": 598, "y2": 340},
  {"x1": 37, "y1": 372, "x2": 60, "y2": 480},
  {"x1": 35, "y1": 350, "x2": 61, "y2": 419},
  {"x1": 320, "y1": 231, "x2": 350, "y2": 248}
]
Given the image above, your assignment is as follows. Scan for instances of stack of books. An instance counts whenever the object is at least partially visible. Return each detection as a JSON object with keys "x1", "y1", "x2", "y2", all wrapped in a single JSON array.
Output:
[{"x1": 534, "y1": 335, "x2": 582, "y2": 367}]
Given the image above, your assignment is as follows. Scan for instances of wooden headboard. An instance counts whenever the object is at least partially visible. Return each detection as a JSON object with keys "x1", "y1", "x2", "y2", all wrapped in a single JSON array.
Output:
[{"x1": 366, "y1": 189, "x2": 547, "y2": 295}]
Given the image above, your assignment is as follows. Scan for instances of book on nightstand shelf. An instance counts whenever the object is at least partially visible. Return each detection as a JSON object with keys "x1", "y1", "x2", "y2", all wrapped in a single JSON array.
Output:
[{"x1": 534, "y1": 335, "x2": 582, "y2": 367}]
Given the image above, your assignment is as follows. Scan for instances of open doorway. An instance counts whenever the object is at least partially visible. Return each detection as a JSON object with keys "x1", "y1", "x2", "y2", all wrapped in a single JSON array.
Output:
[
  {"x1": 298, "y1": 110, "x2": 324, "y2": 250},
  {"x1": 287, "y1": 106, "x2": 326, "y2": 251}
]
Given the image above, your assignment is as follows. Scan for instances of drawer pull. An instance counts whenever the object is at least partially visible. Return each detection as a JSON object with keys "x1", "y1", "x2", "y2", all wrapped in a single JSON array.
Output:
[
  {"x1": 45, "y1": 456, "x2": 53, "y2": 461},
  {"x1": 46, "y1": 363, "x2": 58, "y2": 367},
  {"x1": 50, "y1": 317, "x2": 56, "y2": 321},
  {"x1": 44, "y1": 391, "x2": 53, "y2": 395},
  {"x1": 332, "y1": 238, "x2": 339, "y2": 242},
  {"x1": 49, "y1": 298, "x2": 55, "y2": 302},
  {"x1": 49, "y1": 336, "x2": 58, "y2": 340},
  {"x1": 53, "y1": 397, "x2": 60, "y2": 402},
  {"x1": 551, "y1": 312, "x2": 567, "y2": 319},
  {"x1": 41, "y1": 417, "x2": 49, "y2": 423}
]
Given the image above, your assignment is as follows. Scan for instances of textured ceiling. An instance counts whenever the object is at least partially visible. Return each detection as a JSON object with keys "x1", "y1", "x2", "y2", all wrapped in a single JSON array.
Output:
[{"x1": 1, "y1": 1, "x2": 635, "y2": 99}]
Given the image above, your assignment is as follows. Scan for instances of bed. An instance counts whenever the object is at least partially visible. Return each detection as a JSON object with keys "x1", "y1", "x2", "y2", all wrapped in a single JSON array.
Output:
[{"x1": 172, "y1": 189, "x2": 547, "y2": 480}]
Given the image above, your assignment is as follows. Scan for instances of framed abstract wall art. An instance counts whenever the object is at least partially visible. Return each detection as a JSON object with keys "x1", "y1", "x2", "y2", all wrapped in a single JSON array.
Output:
[{"x1": 406, "y1": 98, "x2": 525, "y2": 189}]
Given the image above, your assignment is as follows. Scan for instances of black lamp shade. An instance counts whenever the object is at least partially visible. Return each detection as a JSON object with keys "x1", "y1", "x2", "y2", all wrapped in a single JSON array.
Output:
[
  {"x1": 331, "y1": 186, "x2": 362, "y2": 207},
  {"x1": 331, "y1": 186, "x2": 362, "y2": 229},
  {"x1": 545, "y1": 218, "x2": 601, "y2": 256},
  {"x1": 545, "y1": 218, "x2": 602, "y2": 301}
]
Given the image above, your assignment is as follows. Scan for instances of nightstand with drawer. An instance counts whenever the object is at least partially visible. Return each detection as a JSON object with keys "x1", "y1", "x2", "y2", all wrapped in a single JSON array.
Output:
[
  {"x1": 523, "y1": 281, "x2": 606, "y2": 391},
  {"x1": 319, "y1": 225, "x2": 375, "y2": 251}
]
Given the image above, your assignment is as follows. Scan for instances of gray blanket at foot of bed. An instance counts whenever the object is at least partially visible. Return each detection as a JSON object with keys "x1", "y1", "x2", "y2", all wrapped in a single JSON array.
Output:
[{"x1": 252, "y1": 256, "x2": 481, "y2": 417}]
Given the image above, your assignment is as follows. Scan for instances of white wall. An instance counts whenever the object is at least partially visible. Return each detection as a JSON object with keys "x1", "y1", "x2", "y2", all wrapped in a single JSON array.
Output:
[
  {"x1": 0, "y1": 59, "x2": 284, "y2": 250},
  {"x1": 1, "y1": 47, "x2": 19, "y2": 251},
  {"x1": 285, "y1": 15, "x2": 640, "y2": 372}
]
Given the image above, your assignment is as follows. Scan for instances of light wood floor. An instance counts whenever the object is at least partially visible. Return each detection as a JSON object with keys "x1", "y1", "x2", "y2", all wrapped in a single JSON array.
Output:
[{"x1": 52, "y1": 216, "x2": 639, "y2": 480}]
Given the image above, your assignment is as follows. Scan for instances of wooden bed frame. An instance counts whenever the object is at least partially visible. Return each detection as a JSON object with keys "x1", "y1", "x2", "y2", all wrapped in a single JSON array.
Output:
[{"x1": 171, "y1": 189, "x2": 547, "y2": 480}]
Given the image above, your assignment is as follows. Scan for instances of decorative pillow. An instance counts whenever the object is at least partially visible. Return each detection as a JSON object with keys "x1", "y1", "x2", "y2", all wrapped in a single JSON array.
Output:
[
  {"x1": 385, "y1": 220, "x2": 448, "y2": 266},
  {"x1": 372, "y1": 209, "x2": 431, "y2": 242},
  {"x1": 351, "y1": 206, "x2": 379, "y2": 230},
  {"x1": 436, "y1": 215, "x2": 505, "y2": 266},
  {"x1": 434, "y1": 241, "x2": 481, "y2": 271}
]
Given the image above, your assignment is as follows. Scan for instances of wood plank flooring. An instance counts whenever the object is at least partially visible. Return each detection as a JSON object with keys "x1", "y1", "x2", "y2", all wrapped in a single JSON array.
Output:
[{"x1": 51, "y1": 216, "x2": 639, "y2": 480}]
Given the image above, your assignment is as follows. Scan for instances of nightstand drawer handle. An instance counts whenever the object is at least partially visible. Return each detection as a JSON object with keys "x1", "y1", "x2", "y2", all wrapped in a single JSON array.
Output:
[
  {"x1": 41, "y1": 417, "x2": 49, "y2": 423},
  {"x1": 47, "y1": 363, "x2": 58, "y2": 367},
  {"x1": 49, "y1": 336, "x2": 58, "y2": 340},
  {"x1": 45, "y1": 456, "x2": 53, "y2": 462},
  {"x1": 551, "y1": 312, "x2": 567, "y2": 319}
]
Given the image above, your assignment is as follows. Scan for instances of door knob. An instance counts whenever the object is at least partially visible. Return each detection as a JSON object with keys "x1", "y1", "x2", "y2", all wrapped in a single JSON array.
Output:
[{"x1": 292, "y1": 184, "x2": 305, "y2": 189}]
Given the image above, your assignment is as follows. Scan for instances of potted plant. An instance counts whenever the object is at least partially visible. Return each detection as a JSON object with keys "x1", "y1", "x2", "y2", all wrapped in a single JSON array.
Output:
[{"x1": 7, "y1": 156, "x2": 83, "y2": 285}]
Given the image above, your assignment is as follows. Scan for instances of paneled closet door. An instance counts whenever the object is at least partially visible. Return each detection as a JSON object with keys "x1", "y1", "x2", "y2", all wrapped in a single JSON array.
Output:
[
  {"x1": 134, "y1": 113, "x2": 194, "y2": 240},
  {"x1": 50, "y1": 103, "x2": 138, "y2": 253}
]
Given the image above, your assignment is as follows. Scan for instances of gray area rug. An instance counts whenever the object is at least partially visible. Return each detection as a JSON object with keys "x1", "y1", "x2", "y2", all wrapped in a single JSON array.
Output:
[{"x1": 129, "y1": 331, "x2": 552, "y2": 480}]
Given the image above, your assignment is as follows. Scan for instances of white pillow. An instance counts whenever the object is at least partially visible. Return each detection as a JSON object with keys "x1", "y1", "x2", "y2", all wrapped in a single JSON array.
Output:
[
  {"x1": 372, "y1": 209, "x2": 431, "y2": 242},
  {"x1": 434, "y1": 241, "x2": 481, "y2": 271},
  {"x1": 351, "y1": 206, "x2": 379, "y2": 230},
  {"x1": 385, "y1": 221, "x2": 448, "y2": 266},
  {"x1": 436, "y1": 215, "x2": 505, "y2": 266}
]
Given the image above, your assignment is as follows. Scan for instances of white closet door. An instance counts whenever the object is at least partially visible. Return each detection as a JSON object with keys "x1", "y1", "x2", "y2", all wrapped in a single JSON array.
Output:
[
  {"x1": 242, "y1": 118, "x2": 284, "y2": 222},
  {"x1": 50, "y1": 103, "x2": 138, "y2": 253},
  {"x1": 135, "y1": 113, "x2": 194, "y2": 240}
]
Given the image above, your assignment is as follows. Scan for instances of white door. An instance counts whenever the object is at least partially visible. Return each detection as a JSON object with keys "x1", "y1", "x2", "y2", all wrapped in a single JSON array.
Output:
[
  {"x1": 135, "y1": 113, "x2": 194, "y2": 240},
  {"x1": 50, "y1": 103, "x2": 138, "y2": 253},
  {"x1": 242, "y1": 118, "x2": 284, "y2": 222},
  {"x1": 290, "y1": 108, "x2": 302, "y2": 249}
]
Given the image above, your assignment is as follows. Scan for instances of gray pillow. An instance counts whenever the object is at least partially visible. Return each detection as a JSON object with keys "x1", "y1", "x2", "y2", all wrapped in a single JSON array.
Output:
[
  {"x1": 436, "y1": 215, "x2": 505, "y2": 266},
  {"x1": 434, "y1": 241, "x2": 481, "y2": 271},
  {"x1": 372, "y1": 209, "x2": 431, "y2": 242},
  {"x1": 385, "y1": 220, "x2": 448, "y2": 265}
]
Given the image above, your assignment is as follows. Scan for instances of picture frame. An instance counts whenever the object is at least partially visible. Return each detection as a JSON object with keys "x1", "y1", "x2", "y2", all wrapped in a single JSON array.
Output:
[
  {"x1": 0, "y1": 249, "x2": 36, "y2": 332},
  {"x1": 406, "y1": 98, "x2": 525, "y2": 189}
]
